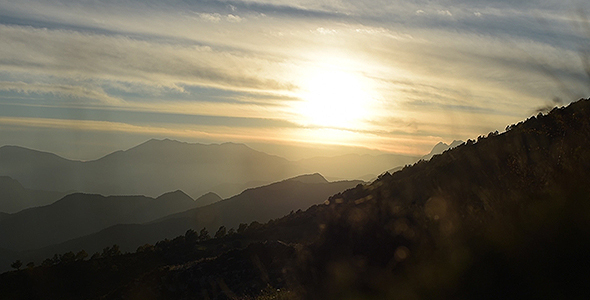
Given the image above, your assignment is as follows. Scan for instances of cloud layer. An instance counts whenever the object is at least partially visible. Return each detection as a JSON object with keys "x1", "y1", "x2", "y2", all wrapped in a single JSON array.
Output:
[{"x1": 0, "y1": 0, "x2": 589, "y2": 159}]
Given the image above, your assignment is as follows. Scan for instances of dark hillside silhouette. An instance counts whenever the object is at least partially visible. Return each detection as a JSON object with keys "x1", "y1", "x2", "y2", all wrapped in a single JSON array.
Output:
[
  {"x1": 3, "y1": 99, "x2": 590, "y2": 299},
  {"x1": 421, "y1": 139, "x2": 463, "y2": 160},
  {"x1": 297, "y1": 99, "x2": 590, "y2": 299},
  {"x1": 0, "y1": 191, "x2": 198, "y2": 251},
  {"x1": 297, "y1": 153, "x2": 419, "y2": 180},
  {"x1": 19, "y1": 174, "x2": 362, "y2": 262}
]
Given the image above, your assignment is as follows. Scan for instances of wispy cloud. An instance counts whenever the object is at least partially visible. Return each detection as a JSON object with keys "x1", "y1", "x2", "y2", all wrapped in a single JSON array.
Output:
[
  {"x1": 0, "y1": 0, "x2": 588, "y2": 157},
  {"x1": 0, "y1": 81, "x2": 124, "y2": 105}
]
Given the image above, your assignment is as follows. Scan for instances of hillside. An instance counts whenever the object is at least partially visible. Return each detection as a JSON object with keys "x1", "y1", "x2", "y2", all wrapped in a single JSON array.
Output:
[
  {"x1": 297, "y1": 153, "x2": 419, "y2": 180},
  {"x1": 421, "y1": 139, "x2": 463, "y2": 160},
  {"x1": 0, "y1": 191, "x2": 198, "y2": 251},
  {"x1": 0, "y1": 176, "x2": 66, "y2": 213},
  {"x1": 18, "y1": 174, "x2": 362, "y2": 262},
  {"x1": 0, "y1": 140, "x2": 409, "y2": 199},
  {"x1": 0, "y1": 140, "x2": 303, "y2": 199},
  {"x1": 4, "y1": 99, "x2": 590, "y2": 299},
  {"x1": 297, "y1": 99, "x2": 590, "y2": 299}
]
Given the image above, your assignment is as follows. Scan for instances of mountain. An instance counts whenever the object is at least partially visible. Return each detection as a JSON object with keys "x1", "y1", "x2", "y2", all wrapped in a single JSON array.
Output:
[
  {"x1": 0, "y1": 140, "x2": 303, "y2": 199},
  {"x1": 0, "y1": 146, "x2": 81, "y2": 194},
  {"x1": 24, "y1": 174, "x2": 362, "y2": 258},
  {"x1": 296, "y1": 101, "x2": 590, "y2": 299},
  {"x1": 0, "y1": 191, "x2": 197, "y2": 251},
  {"x1": 421, "y1": 139, "x2": 464, "y2": 160},
  {"x1": 82, "y1": 140, "x2": 303, "y2": 198},
  {"x1": 3, "y1": 99, "x2": 590, "y2": 299},
  {"x1": 297, "y1": 153, "x2": 419, "y2": 180},
  {"x1": 0, "y1": 176, "x2": 66, "y2": 213},
  {"x1": 0, "y1": 140, "x2": 421, "y2": 200},
  {"x1": 193, "y1": 192, "x2": 223, "y2": 207}
]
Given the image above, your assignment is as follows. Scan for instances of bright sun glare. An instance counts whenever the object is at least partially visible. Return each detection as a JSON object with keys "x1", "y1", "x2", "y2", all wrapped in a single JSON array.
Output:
[{"x1": 297, "y1": 68, "x2": 375, "y2": 130}]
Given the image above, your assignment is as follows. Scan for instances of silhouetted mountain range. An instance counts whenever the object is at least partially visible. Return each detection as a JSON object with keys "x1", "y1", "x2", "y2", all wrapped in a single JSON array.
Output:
[
  {"x1": 2, "y1": 99, "x2": 589, "y2": 299},
  {"x1": 0, "y1": 139, "x2": 421, "y2": 200},
  {"x1": 0, "y1": 140, "x2": 301, "y2": 199},
  {"x1": 19, "y1": 174, "x2": 361, "y2": 262},
  {"x1": 297, "y1": 153, "x2": 419, "y2": 181},
  {"x1": 0, "y1": 191, "x2": 198, "y2": 251},
  {"x1": 421, "y1": 139, "x2": 463, "y2": 160},
  {"x1": 193, "y1": 192, "x2": 223, "y2": 207},
  {"x1": 0, "y1": 176, "x2": 66, "y2": 213}
]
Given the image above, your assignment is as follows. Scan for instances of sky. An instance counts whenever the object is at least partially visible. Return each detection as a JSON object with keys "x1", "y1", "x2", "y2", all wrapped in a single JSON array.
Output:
[{"x1": 0, "y1": 0, "x2": 589, "y2": 160}]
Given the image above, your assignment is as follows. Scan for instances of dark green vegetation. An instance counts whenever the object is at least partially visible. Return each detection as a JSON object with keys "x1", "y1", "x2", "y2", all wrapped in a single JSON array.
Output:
[{"x1": 2, "y1": 99, "x2": 590, "y2": 299}]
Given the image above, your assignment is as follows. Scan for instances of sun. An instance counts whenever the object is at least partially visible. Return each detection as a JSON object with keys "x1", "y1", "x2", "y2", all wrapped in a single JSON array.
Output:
[{"x1": 296, "y1": 68, "x2": 374, "y2": 129}]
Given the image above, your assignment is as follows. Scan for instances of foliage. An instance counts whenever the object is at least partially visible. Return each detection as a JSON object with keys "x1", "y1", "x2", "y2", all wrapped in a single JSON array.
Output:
[
  {"x1": 10, "y1": 260, "x2": 21, "y2": 270},
  {"x1": 2, "y1": 99, "x2": 590, "y2": 299}
]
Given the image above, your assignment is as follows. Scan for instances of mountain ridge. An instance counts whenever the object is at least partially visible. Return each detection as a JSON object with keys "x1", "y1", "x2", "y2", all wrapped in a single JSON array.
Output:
[
  {"x1": 0, "y1": 191, "x2": 199, "y2": 252},
  {"x1": 3, "y1": 99, "x2": 590, "y2": 299}
]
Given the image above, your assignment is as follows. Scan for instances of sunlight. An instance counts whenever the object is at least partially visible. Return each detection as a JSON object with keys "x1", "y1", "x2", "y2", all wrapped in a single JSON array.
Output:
[{"x1": 295, "y1": 66, "x2": 376, "y2": 130}]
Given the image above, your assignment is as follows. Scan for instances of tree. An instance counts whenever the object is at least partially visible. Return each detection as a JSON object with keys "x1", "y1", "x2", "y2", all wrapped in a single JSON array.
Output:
[
  {"x1": 60, "y1": 251, "x2": 76, "y2": 264},
  {"x1": 185, "y1": 229, "x2": 198, "y2": 242},
  {"x1": 51, "y1": 254, "x2": 60, "y2": 264},
  {"x1": 76, "y1": 250, "x2": 89, "y2": 261},
  {"x1": 214, "y1": 226, "x2": 227, "y2": 238},
  {"x1": 249, "y1": 221, "x2": 262, "y2": 231},
  {"x1": 102, "y1": 244, "x2": 121, "y2": 257},
  {"x1": 199, "y1": 227, "x2": 210, "y2": 241},
  {"x1": 10, "y1": 260, "x2": 22, "y2": 270},
  {"x1": 136, "y1": 244, "x2": 155, "y2": 253},
  {"x1": 237, "y1": 223, "x2": 248, "y2": 234},
  {"x1": 26, "y1": 262, "x2": 35, "y2": 269}
]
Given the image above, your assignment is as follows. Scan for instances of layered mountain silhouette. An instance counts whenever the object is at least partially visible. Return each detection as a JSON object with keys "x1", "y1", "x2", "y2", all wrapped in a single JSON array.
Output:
[
  {"x1": 0, "y1": 140, "x2": 302, "y2": 199},
  {"x1": 22, "y1": 174, "x2": 361, "y2": 261},
  {"x1": 193, "y1": 192, "x2": 223, "y2": 207},
  {"x1": 421, "y1": 139, "x2": 463, "y2": 160},
  {"x1": 0, "y1": 139, "x2": 421, "y2": 200},
  {"x1": 0, "y1": 190, "x2": 199, "y2": 251},
  {"x1": 2, "y1": 99, "x2": 589, "y2": 299},
  {"x1": 0, "y1": 176, "x2": 66, "y2": 213},
  {"x1": 297, "y1": 153, "x2": 419, "y2": 181}
]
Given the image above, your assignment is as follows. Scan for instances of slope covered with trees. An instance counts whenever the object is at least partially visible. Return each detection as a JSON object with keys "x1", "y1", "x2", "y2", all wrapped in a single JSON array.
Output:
[{"x1": 2, "y1": 99, "x2": 590, "y2": 299}]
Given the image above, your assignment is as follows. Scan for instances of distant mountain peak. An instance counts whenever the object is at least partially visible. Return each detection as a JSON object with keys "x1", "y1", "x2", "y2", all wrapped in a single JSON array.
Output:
[
  {"x1": 286, "y1": 173, "x2": 328, "y2": 184},
  {"x1": 133, "y1": 138, "x2": 188, "y2": 149},
  {"x1": 194, "y1": 192, "x2": 223, "y2": 207},
  {"x1": 423, "y1": 140, "x2": 464, "y2": 160},
  {"x1": 449, "y1": 140, "x2": 464, "y2": 148},
  {"x1": 156, "y1": 190, "x2": 194, "y2": 202},
  {"x1": 0, "y1": 176, "x2": 22, "y2": 188}
]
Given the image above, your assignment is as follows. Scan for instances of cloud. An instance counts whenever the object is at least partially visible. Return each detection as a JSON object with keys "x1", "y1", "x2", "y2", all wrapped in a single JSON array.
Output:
[
  {"x1": 0, "y1": 0, "x2": 589, "y2": 154},
  {"x1": 438, "y1": 10, "x2": 453, "y2": 17},
  {"x1": 0, "y1": 81, "x2": 124, "y2": 105},
  {"x1": 198, "y1": 12, "x2": 222, "y2": 22},
  {"x1": 226, "y1": 14, "x2": 243, "y2": 22},
  {"x1": 0, "y1": 24, "x2": 295, "y2": 94}
]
